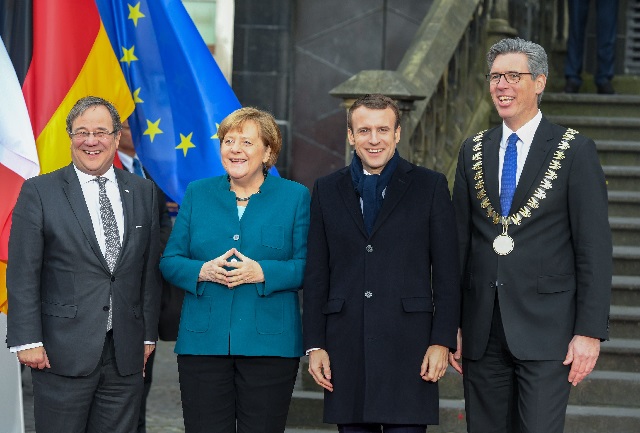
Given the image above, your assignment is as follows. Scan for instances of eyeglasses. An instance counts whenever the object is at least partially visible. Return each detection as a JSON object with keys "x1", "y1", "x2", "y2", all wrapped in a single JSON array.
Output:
[
  {"x1": 485, "y1": 72, "x2": 534, "y2": 85},
  {"x1": 69, "y1": 130, "x2": 116, "y2": 141}
]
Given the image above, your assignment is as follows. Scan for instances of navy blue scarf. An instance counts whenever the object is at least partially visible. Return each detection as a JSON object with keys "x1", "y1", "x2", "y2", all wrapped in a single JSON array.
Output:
[{"x1": 350, "y1": 150, "x2": 399, "y2": 235}]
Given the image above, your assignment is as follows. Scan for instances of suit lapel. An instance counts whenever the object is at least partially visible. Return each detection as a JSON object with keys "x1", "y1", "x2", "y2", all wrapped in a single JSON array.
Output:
[
  {"x1": 62, "y1": 164, "x2": 109, "y2": 272},
  {"x1": 337, "y1": 168, "x2": 368, "y2": 238},
  {"x1": 115, "y1": 168, "x2": 133, "y2": 268},
  {"x1": 370, "y1": 158, "x2": 412, "y2": 236},
  {"x1": 511, "y1": 116, "x2": 556, "y2": 212},
  {"x1": 483, "y1": 127, "x2": 501, "y2": 212}
]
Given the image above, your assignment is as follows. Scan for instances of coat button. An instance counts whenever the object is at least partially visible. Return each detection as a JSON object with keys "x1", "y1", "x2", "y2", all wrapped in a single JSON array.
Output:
[
  {"x1": 233, "y1": 234, "x2": 240, "y2": 241},
  {"x1": 366, "y1": 245, "x2": 373, "y2": 253},
  {"x1": 103, "y1": 306, "x2": 110, "y2": 311},
  {"x1": 111, "y1": 276, "x2": 116, "y2": 282},
  {"x1": 365, "y1": 291, "x2": 373, "y2": 298}
]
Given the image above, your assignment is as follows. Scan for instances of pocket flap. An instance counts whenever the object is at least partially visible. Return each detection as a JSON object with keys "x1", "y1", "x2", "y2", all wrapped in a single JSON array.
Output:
[
  {"x1": 322, "y1": 298, "x2": 345, "y2": 314},
  {"x1": 537, "y1": 274, "x2": 575, "y2": 293},
  {"x1": 402, "y1": 297, "x2": 433, "y2": 313},
  {"x1": 41, "y1": 302, "x2": 77, "y2": 318}
]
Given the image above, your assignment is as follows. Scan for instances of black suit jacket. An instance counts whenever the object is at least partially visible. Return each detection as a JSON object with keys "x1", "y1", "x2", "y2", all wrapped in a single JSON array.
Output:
[
  {"x1": 452, "y1": 116, "x2": 612, "y2": 361},
  {"x1": 303, "y1": 156, "x2": 460, "y2": 425},
  {"x1": 7, "y1": 164, "x2": 161, "y2": 376}
]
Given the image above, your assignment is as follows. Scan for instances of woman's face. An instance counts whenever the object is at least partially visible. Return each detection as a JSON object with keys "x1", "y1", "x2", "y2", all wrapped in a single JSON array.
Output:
[{"x1": 221, "y1": 120, "x2": 271, "y2": 185}]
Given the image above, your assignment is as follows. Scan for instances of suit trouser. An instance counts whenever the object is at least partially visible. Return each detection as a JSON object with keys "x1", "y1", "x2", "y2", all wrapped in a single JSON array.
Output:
[
  {"x1": 338, "y1": 424, "x2": 426, "y2": 432},
  {"x1": 31, "y1": 331, "x2": 144, "y2": 433},
  {"x1": 178, "y1": 354, "x2": 300, "y2": 433},
  {"x1": 564, "y1": 0, "x2": 619, "y2": 85},
  {"x1": 137, "y1": 348, "x2": 156, "y2": 433},
  {"x1": 462, "y1": 298, "x2": 571, "y2": 433}
]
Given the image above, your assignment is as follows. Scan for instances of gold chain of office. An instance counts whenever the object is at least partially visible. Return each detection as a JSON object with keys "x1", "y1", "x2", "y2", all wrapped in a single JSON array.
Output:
[{"x1": 470, "y1": 127, "x2": 579, "y2": 227}]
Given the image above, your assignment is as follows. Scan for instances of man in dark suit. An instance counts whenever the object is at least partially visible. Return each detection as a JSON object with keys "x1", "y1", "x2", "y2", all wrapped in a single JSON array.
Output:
[
  {"x1": 451, "y1": 38, "x2": 612, "y2": 433},
  {"x1": 117, "y1": 119, "x2": 182, "y2": 433},
  {"x1": 7, "y1": 96, "x2": 161, "y2": 433},
  {"x1": 303, "y1": 94, "x2": 460, "y2": 432}
]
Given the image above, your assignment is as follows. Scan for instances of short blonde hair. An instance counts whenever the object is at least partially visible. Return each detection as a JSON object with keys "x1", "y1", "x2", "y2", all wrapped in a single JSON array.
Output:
[{"x1": 217, "y1": 107, "x2": 282, "y2": 169}]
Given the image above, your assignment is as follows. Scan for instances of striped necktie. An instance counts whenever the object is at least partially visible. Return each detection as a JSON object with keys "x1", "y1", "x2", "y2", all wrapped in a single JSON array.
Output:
[{"x1": 95, "y1": 176, "x2": 121, "y2": 330}]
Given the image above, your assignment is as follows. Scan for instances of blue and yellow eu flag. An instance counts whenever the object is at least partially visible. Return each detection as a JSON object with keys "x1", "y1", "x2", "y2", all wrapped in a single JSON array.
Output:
[{"x1": 96, "y1": 0, "x2": 241, "y2": 204}]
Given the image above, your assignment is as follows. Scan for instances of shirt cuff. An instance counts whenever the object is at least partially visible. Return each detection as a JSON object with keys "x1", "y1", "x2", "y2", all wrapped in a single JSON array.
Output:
[
  {"x1": 10, "y1": 342, "x2": 44, "y2": 353},
  {"x1": 305, "y1": 347, "x2": 321, "y2": 356}
]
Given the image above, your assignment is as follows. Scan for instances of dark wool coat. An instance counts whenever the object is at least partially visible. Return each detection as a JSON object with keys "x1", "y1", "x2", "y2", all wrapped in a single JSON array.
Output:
[{"x1": 303, "y1": 156, "x2": 460, "y2": 425}]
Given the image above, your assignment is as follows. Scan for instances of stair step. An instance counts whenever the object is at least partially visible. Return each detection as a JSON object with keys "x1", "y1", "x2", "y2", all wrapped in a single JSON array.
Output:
[
  {"x1": 610, "y1": 216, "x2": 640, "y2": 245},
  {"x1": 603, "y1": 165, "x2": 640, "y2": 191},
  {"x1": 288, "y1": 392, "x2": 640, "y2": 433},
  {"x1": 597, "y1": 338, "x2": 640, "y2": 371},
  {"x1": 564, "y1": 404, "x2": 640, "y2": 433},
  {"x1": 543, "y1": 93, "x2": 640, "y2": 118},
  {"x1": 610, "y1": 306, "x2": 640, "y2": 339},
  {"x1": 612, "y1": 275, "x2": 640, "y2": 306},
  {"x1": 597, "y1": 140, "x2": 640, "y2": 166},
  {"x1": 608, "y1": 191, "x2": 640, "y2": 217},
  {"x1": 613, "y1": 246, "x2": 640, "y2": 275},
  {"x1": 546, "y1": 115, "x2": 640, "y2": 141}
]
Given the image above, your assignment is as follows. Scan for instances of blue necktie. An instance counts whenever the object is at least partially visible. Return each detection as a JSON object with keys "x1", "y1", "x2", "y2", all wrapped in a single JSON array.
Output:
[
  {"x1": 132, "y1": 157, "x2": 145, "y2": 178},
  {"x1": 500, "y1": 133, "x2": 519, "y2": 216}
]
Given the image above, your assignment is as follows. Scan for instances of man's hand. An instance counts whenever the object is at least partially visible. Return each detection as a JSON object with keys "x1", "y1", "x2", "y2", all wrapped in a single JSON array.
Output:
[
  {"x1": 448, "y1": 328, "x2": 463, "y2": 375},
  {"x1": 420, "y1": 344, "x2": 449, "y2": 382},
  {"x1": 308, "y1": 349, "x2": 333, "y2": 392},
  {"x1": 563, "y1": 335, "x2": 600, "y2": 386},
  {"x1": 143, "y1": 344, "x2": 156, "y2": 378},
  {"x1": 17, "y1": 346, "x2": 50, "y2": 370}
]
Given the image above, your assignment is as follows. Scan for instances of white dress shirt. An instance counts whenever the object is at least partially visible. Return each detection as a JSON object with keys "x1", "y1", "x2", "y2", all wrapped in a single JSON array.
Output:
[{"x1": 498, "y1": 109, "x2": 542, "y2": 195}]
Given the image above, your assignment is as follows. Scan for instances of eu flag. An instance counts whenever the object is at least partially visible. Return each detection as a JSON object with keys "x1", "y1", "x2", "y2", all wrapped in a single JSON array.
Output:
[{"x1": 96, "y1": 0, "x2": 241, "y2": 204}]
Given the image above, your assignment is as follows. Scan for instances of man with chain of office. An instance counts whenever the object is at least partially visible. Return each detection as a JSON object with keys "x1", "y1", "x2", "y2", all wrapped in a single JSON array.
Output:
[{"x1": 450, "y1": 38, "x2": 612, "y2": 433}]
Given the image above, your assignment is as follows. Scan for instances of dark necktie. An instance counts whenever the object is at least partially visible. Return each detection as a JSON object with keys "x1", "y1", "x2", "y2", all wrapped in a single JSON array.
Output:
[
  {"x1": 500, "y1": 133, "x2": 519, "y2": 216},
  {"x1": 132, "y1": 157, "x2": 145, "y2": 178},
  {"x1": 362, "y1": 174, "x2": 378, "y2": 235},
  {"x1": 95, "y1": 176, "x2": 121, "y2": 330}
]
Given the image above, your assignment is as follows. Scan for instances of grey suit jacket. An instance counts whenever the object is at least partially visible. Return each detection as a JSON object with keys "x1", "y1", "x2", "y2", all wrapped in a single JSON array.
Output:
[
  {"x1": 7, "y1": 164, "x2": 161, "y2": 376},
  {"x1": 453, "y1": 116, "x2": 612, "y2": 361}
]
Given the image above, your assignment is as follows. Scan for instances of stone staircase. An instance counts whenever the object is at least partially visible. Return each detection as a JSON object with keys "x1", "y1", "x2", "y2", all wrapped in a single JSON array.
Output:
[{"x1": 286, "y1": 92, "x2": 640, "y2": 432}]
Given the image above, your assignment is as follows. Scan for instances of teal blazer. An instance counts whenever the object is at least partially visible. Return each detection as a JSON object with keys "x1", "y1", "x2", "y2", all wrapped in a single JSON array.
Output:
[{"x1": 160, "y1": 175, "x2": 310, "y2": 357}]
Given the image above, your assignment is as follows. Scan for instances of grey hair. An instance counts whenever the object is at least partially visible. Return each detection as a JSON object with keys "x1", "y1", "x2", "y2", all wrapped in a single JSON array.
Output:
[
  {"x1": 66, "y1": 96, "x2": 122, "y2": 134},
  {"x1": 487, "y1": 38, "x2": 548, "y2": 105}
]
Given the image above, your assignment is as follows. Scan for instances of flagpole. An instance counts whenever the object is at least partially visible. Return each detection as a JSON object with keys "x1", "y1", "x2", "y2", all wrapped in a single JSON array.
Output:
[{"x1": 0, "y1": 313, "x2": 25, "y2": 433}]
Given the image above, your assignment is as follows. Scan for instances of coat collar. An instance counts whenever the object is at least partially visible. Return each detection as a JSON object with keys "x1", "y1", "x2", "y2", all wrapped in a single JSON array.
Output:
[{"x1": 337, "y1": 156, "x2": 413, "y2": 239}]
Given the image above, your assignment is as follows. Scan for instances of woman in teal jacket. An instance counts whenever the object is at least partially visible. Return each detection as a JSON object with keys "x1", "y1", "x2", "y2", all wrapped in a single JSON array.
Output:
[{"x1": 160, "y1": 107, "x2": 310, "y2": 433}]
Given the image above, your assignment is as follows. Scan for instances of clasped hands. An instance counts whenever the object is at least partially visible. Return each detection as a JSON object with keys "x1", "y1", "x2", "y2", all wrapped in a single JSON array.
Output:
[{"x1": 199, "y1": 248, "x2": 264, "y2": 289}]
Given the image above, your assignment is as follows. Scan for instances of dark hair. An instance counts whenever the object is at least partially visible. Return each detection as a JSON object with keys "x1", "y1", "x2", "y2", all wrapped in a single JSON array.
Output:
[
  {"x1": 347, "y1": 94, "x2": 401, "y2": 131},
  {"x1": 487, "y1": 38, "x2": 548, "y2": 105},
  {"x1": 217, "y1": 107, "x2": 282, "y2": 169},
  {"x1": 66, "y1": 96, "x2": 122, "y2": 134}
]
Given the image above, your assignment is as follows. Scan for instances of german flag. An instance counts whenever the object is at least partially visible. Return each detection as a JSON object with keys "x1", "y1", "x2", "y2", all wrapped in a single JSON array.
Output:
[{"x1": 0, "y1": 0, "x2": 134, "y2": 314}]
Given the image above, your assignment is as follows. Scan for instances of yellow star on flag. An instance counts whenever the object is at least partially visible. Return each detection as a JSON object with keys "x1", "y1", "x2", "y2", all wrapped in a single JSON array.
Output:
[
  {"x1": 211, "y1": 123, "x2": 220, "y2": 140},
  {"x1": 132, "y1": 88, "x2": 144, "y2": 103},
  {"x1": 120, "y1": 46, "x2": 138, "y2": 66},
  {"x1": 176, "y1": 132, "x2": 196, "y2": 157},
  {"x1": 143, "y1": 119, "x2": 163, "y2": 142},
  {"x1": 128, "y1": 2, "x2": 146, "y2": 26}
]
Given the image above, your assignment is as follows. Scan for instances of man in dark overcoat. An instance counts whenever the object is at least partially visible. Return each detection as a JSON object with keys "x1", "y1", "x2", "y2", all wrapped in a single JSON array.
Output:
[{"x1": 303, "y1": 94, "x2": 460, "y2": 432}]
